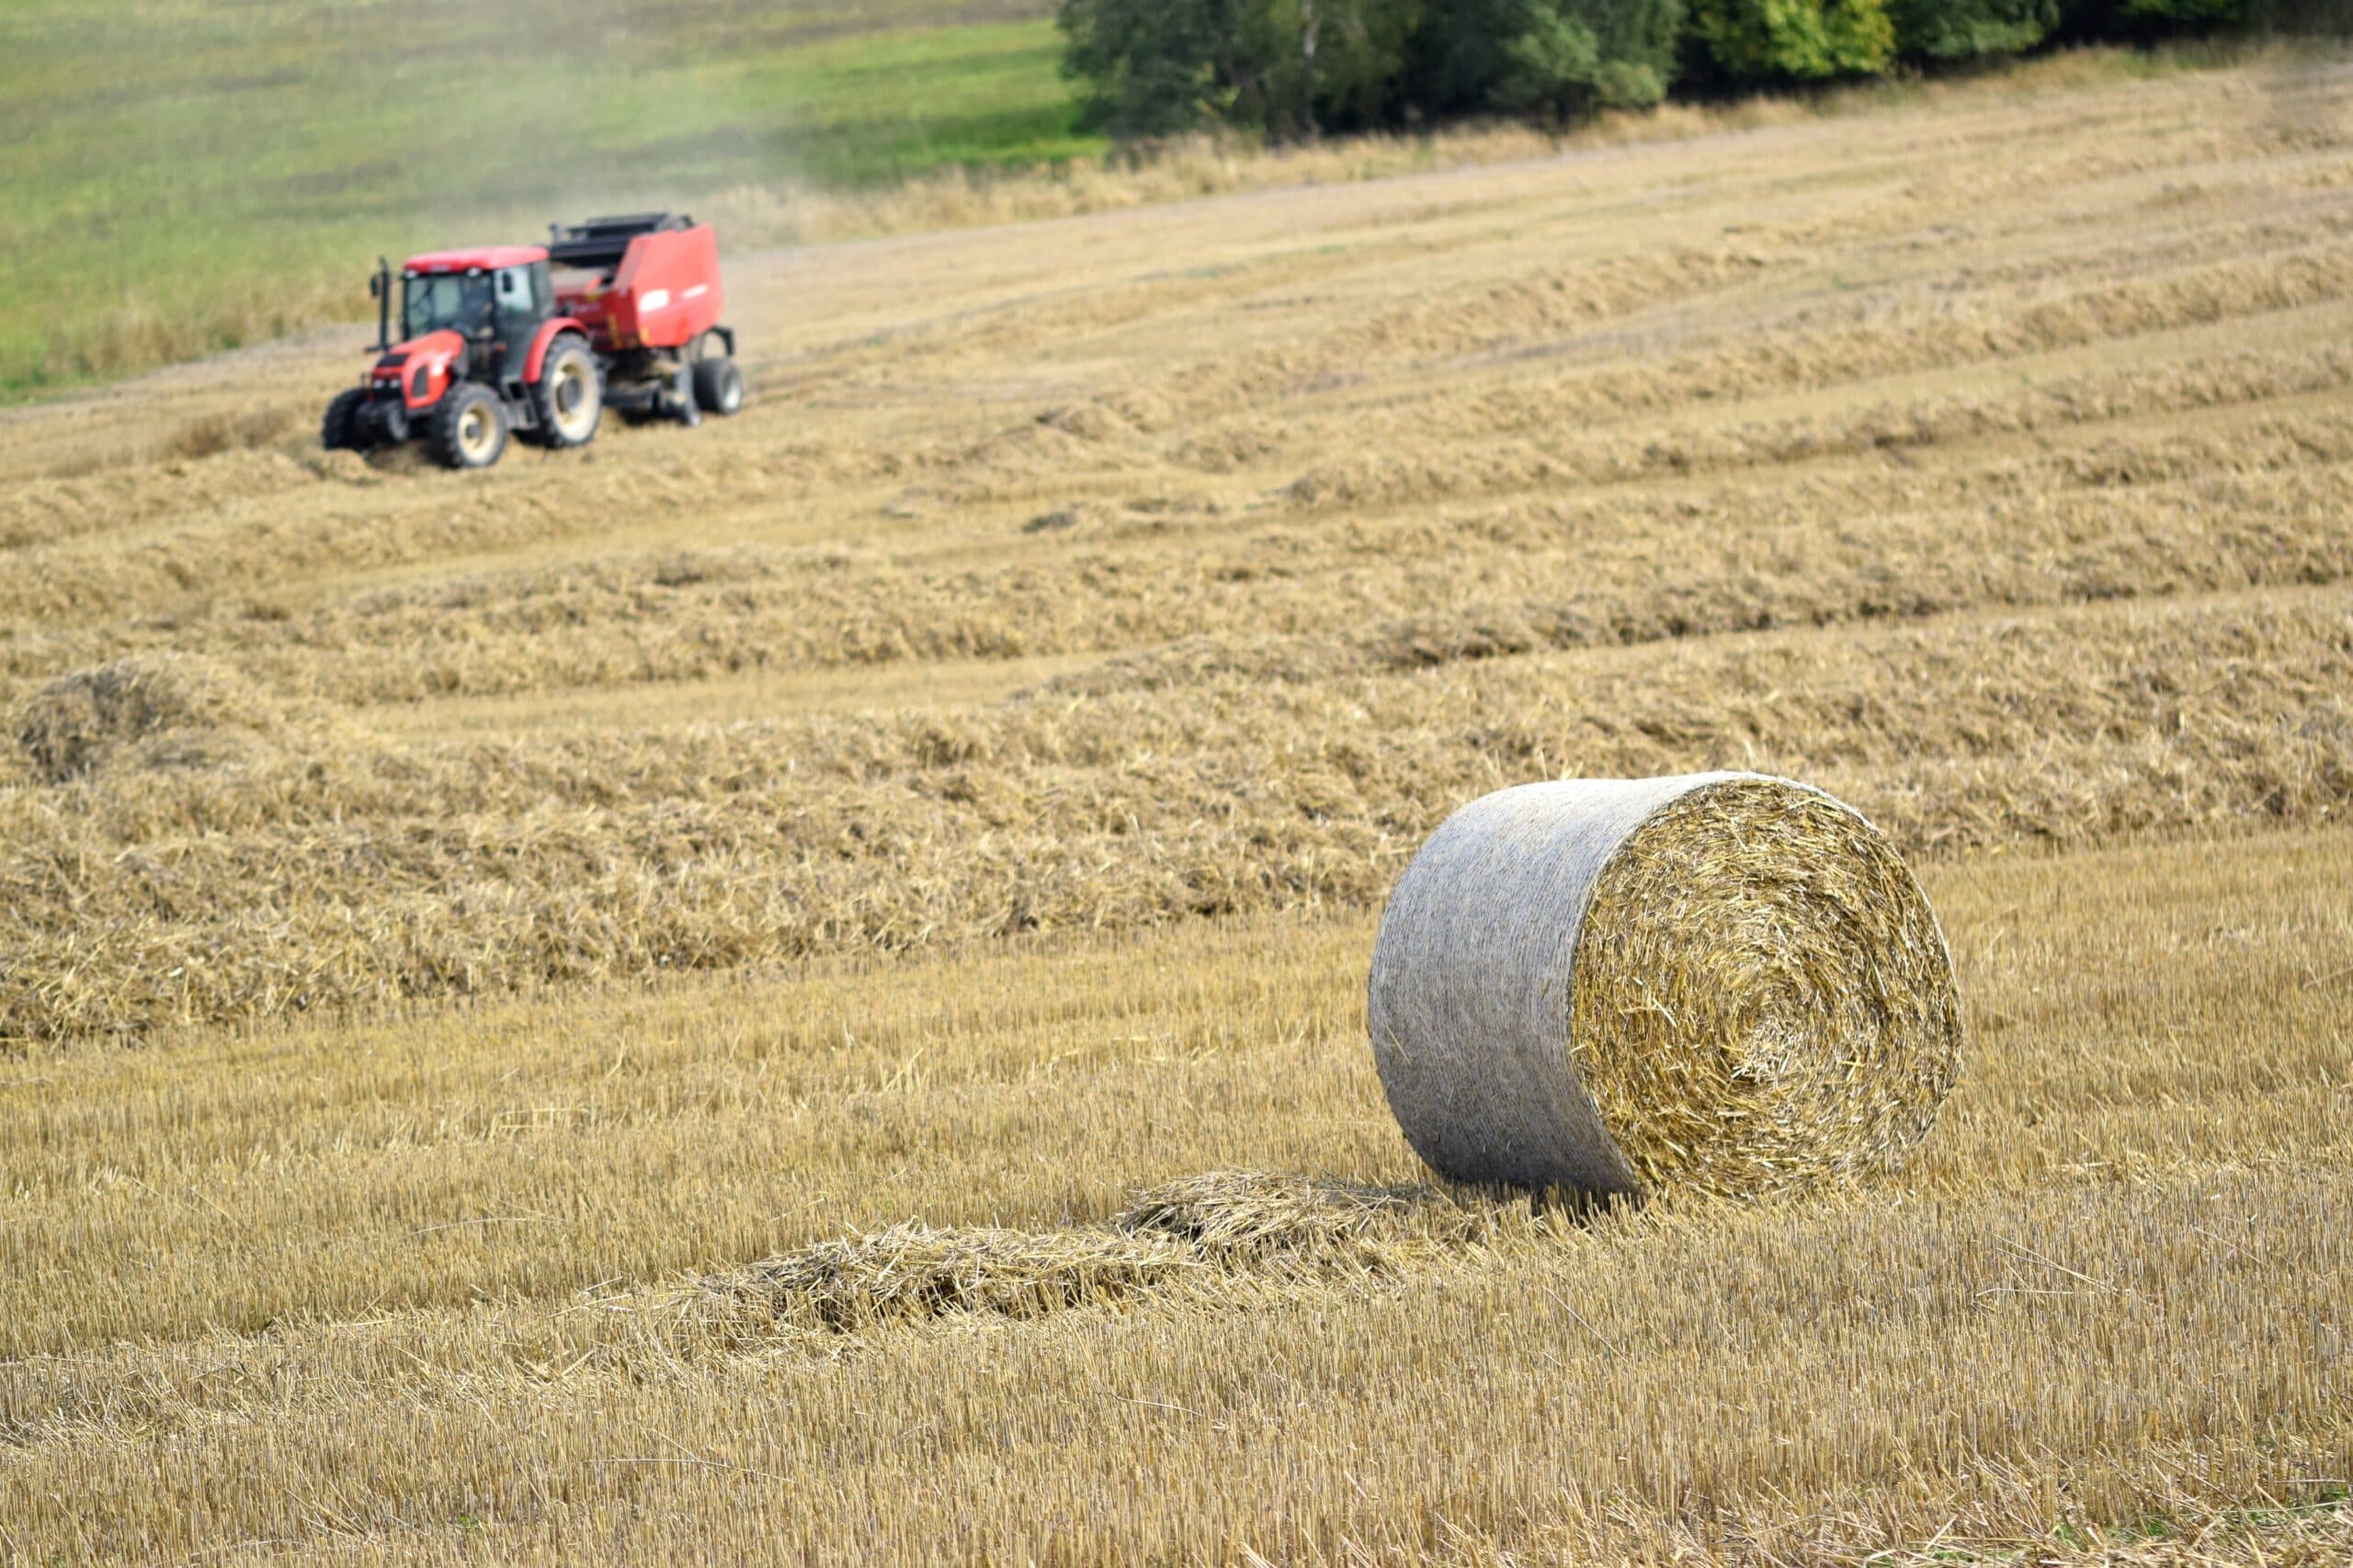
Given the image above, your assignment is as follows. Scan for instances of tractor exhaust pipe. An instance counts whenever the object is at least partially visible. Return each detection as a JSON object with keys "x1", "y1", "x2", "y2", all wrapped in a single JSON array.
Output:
[{"x1": 369, "y1": 256, "x2": 392, "y2": 352}]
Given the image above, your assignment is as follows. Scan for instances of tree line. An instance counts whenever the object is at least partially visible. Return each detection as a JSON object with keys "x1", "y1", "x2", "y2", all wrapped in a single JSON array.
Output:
[{"x1": 1056, "y1": 0, "x2": 2342, "y2": 140}]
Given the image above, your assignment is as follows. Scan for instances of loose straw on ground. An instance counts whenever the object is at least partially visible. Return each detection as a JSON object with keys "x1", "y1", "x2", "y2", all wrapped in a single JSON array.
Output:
[
  {"x1": 688, "y1": 1173, "x2": 1504, "y2": 1337},
  {"x1": 1368, "y1": 773, "x2": 1961, "y2": 1200}
]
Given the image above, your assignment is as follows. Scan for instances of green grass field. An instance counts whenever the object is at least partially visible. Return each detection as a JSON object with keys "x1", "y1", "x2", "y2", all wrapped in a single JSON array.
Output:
[{"x1": 0, "y1": 0, "x2": 1088, "y2": 398}]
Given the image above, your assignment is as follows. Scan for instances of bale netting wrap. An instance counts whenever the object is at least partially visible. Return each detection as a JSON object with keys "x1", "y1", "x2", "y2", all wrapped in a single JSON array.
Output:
[{"x1": 1368, "y1": 773, "x2": 1961, "y2": 1200}]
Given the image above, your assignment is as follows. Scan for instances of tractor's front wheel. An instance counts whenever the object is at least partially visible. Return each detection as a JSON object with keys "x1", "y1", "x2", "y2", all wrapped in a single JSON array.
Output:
[
  {"x1": 530, "y1": 334, "x2": 602, "y2": 449},
  {"x1": 431, "y1": 384, "x2": 508, "y2": 471},
  {"x1": 322, "y1": 387, "x2": 369, "y2": 451}
]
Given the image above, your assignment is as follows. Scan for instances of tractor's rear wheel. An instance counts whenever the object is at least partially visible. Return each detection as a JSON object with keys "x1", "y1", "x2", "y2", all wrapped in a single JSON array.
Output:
[
  {"x1": 530, "y1": 335, "x2": 602, "y2": 449},
  {"x1": 431, "y1": 384, "x2": 508, "y2": 471},
  {"x1": 322, "y1": 387, "x2": 369, "y2": 451},
  {"x1": 691, "y1": 357, "x2": 745, "y2": 417}
]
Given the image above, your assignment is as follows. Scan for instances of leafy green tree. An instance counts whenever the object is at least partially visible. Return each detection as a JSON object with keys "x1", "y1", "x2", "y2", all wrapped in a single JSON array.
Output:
[
  {"x1": 1888, "y1": 0, "x2": 2061, "y2": 58},
  {"x1": 1497, "y1": 8, "x2": 1608, "y2": 111},
  {"x1": 1420, "y1": 0, "x2": 1685, "y2": 118},
  {"x1": 2120, "y1": 0, "x2": 2245, "y2": 17},
  {"x1": 1688, "y1": 0, "x2": 1896, "y2": 78},
  {"x1": 1281, "y1": 0, "x2": 1428, "y2": 132},
  {"x1": 1058, "y1": 0, "x2": 1422, "y2": 139},
  {"x1": 1057, "y1": 0, "x2": 1238, "y2": 137}
]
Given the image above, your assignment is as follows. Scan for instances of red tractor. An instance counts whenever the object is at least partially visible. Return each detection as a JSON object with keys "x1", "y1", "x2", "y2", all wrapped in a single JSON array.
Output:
[{"x1": 322, "y1": 212, "x2": 745, "y2": 470}]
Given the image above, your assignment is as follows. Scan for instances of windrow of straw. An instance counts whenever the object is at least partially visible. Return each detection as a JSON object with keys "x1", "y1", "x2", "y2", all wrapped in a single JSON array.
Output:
[
  {"x1": 8, "y1": 403, "x2": 2338, "y2": 711},
  {"x1": 1, "y1": 588, "x2": 2345, "y2": 1046},
  {"x1": 689, "y1": 1173, "x2": 1508, "y2": 1339},
  {"x1": 10, "y1": 653, "x2": 293, "y2": 785},
  {"x1": 1370, "y1": 776, "x2": 1961, "y2": 1200}
]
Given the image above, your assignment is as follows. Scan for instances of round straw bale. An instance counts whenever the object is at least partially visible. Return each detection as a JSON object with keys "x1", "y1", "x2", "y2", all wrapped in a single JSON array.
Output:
[{"x1": 1368, "y1": 773, "x2": 1960, "y2": 1200}]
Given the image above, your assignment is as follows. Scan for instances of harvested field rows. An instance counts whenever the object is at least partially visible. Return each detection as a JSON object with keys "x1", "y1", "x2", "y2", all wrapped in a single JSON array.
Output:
[
  {"x1": 2, "y1": 828, "x2": 2347, "y2": 1560},
  {"x1": 2, "y1": 51, "x2": 2349, "y2": 1564},
  {"x1": 3, "y1": 585, "x2": 2347, "y2": 1040}
]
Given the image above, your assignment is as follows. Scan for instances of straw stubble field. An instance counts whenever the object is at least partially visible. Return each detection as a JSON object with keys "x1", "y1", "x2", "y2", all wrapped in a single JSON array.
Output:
[{"x1": 2, "y1": 53, "x2": 2350, "y2": 1563}]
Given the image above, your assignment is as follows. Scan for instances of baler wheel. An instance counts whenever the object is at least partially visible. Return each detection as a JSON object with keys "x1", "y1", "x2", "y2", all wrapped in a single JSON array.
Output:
[
  {"x1": 432, "y1": 384, "x2": 508, "y2": 471},
  {"x1": 322, "y1": 388, "x2": 369, "y2": 451},
  {"x1": 692, "y1": 357, "x2": 745, "y2": 417}
]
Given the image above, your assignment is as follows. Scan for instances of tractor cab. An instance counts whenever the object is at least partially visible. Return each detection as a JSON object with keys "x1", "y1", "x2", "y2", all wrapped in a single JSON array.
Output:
[{"x1": 388, "y1": 245, "x2": 552, "y2": 386}]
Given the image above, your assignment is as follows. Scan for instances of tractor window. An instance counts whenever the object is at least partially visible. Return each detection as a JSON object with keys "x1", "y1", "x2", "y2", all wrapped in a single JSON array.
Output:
[
  {"x1": 404, "y1": 272, "x2": 493, "y2": 340},
  {"x1": 494, "y1": 266, "x2": 540, "y2": 337}
]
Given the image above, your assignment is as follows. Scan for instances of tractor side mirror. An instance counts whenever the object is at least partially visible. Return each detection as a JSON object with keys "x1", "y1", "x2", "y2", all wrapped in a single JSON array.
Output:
[{"x1": 370, "y1": 256, "x2": 393, "y2": 353}]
